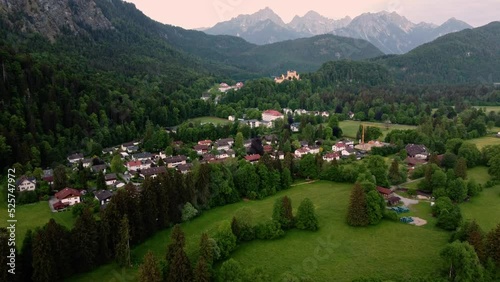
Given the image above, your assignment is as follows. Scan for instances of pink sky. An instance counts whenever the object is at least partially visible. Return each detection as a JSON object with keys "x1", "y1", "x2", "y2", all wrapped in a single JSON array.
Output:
[{"x1": 125, "y1": 0, "x2": 499, "y2": 29}]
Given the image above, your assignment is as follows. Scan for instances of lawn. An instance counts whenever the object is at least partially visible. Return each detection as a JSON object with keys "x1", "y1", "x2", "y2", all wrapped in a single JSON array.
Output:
[
  {"x1": 0, "y1": 177, "x2": 75, "y2": 246},
  {"x1": 461, "y1": 184, "x2": 500, "y2": 232},
  {"x1": 184, "y1": 116, "x2": 231, "y2": 125},
  {"x1": 70, "y1": 181, "x2": 449, "y2": 282},
  {"x1": 339, "y1": 120, "x2": 417, "y2": 139},
  {"x1": 468, "y1": 166, "x2": 492, "y2": 185}
]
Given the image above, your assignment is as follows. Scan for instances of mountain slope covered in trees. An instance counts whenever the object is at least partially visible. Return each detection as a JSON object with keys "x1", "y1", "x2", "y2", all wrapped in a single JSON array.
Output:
[{"x1": 378, "y1": 21, "x2": 500, "y2": 84}]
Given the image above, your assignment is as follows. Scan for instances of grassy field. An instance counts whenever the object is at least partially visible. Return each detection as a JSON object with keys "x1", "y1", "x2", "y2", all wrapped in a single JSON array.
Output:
[
  {"x1": 0, "y1": 178, "x2": 75, "y2": 246},
  {"x1": 472, "y1": 136, "x2": 500, "y2": 149},
  {"x1": 462, "y1": 184, "x2": 500, "y2": 232},
  {"x1": 339, "y1": 120, "x2": 417, "y2": 139},
  {"x1": 71, "y1": 181, "x2": 449, "y2": 282},
  {"x1": 184, "y1": 116, "x2": 231, "y2": 125},
  {"x1": 473, "y1": 106, "x2": 500, "y2": 113}
]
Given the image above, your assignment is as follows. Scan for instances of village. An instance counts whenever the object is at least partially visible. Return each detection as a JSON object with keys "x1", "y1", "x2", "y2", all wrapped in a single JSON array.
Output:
[{"x1": 14, "y1": 92, "x2": 434, "y2": 216}]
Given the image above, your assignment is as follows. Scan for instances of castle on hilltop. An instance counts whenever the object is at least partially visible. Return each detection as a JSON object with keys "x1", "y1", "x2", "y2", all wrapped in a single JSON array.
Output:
[{"x1": 274, "y1": 70, "x2": 300, "y2": 83}]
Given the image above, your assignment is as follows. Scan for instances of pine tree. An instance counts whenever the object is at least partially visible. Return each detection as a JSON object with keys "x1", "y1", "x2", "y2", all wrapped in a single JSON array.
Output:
[
  {"x1": 167, "y1": 248, "x2": 192, "y2": 282},
  {"x1": 138, "y1": 251, "x2": 162, "y2": 282},
  {"x1": 454, "y1": 158, "x2": 468, "y2": 180},
  {"x1": 485, "y1": 224, "x2": 500, "y2": 266},
  {"x1": 199, "y1": 233, "x2": 213, "y2": 266},
  {"x1": 194, "y1": 256, "x2": 211, "y2": 282},
  {"x1": 32, "y1": 229, "x2": 53, "y2": 282},
  {"x1": 272, "y1": 196, "x2": 294, "y2": 229},
  {"x1": 195, "y1": 164, "x2": 211, "y2": 209},
  {"x1": 464, "y1": 220, "x2": 486, "y2": 263},
  {"x1": 388, "y1": 159, "x2": 402, "y2": 185},
  {"x1": 19, "y1": 229, "x2": 34, "y2": 282},
  {"x1": 72, "y1": 208, "x2": 99, "y2": 272},
  {"x1": 115, "y1": 216, "x2": 131, "y2": 267},
  {"x1": 295, "y1": 198, "x2": 319, "y2": 231},
  {"x1": 156, "y1": 173, "x2": 170, "y2": 229},
  {"x1": 44, "y1": 219, "x2": 73, "y2": 279},
  {"x1": 53, "y1": 164, "x2": 68, "y2": 191},
  {"x1": 96, "y1": 170, "x2": 107, "y2": 190},
  {"x1": 166, "y1": 224, "x2": 186, "y2": 265},
  {"x1": 346, "y1": 183, "x2": 369, "y2": 226},
  {"x1": 0, "y1": 228, "x2": 11, "y2": 282},
  {"x1": 141, "y1": 177, "x2": 159, "y2": 238},
  {"x1": 231, "y1": 216, "x2": 241, "y2": 242}
]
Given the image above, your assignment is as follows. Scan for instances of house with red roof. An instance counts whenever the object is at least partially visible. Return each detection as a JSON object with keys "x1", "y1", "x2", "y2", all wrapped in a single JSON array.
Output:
[
  {"x1": 376, "y1": 186, "x2": 393, "y2": 199},
  {"x1": 55, "y1": 188, "x2": 81, "y2": 206},
  {"x1": 332, "y1": 142, "x2": 346, "y2": 152},
  {"x1": 245, "y1": 154, "x2": 261, "y2": 163},
  {"x1": 294, "y1": 147, "x2": 310, "y2": 158},
  {"x1": 323, "y1": 152, "x2": 340, "y2": 162},
  {"x1": 262, "y1": 110, "x2": 284, "y2": 122},
  {"x1": 127, "y1": 160, "x2": 142, "y2": 172}
]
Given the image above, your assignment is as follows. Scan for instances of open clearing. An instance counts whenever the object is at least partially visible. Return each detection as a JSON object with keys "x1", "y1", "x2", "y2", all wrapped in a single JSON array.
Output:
[
  {"x1": 70, "y1": 181, "x2": 449, "y2": 282},
  {"x1": 339, "y1": 120, "x2": 417, "y2": 140},
  {"x1": 472, "y1": 136, "x2": 500, "y2": 149},
  {"x1": 184, "y1": 116, "x2": 230, "y2": 125}
]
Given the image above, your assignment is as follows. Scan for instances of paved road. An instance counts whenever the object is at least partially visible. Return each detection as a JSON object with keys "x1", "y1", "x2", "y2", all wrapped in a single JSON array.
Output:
[{"x1": 393, "y1": 193, "x2": 419, "y2": 206}]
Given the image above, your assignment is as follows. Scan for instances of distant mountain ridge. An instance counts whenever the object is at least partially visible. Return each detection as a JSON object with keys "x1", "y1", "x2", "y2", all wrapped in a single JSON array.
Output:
[
  {"x1": 333, "y1": 11, "x2": 473, "y2": 54},
  {"x1": 204, "y1": 8, "x2": 472, "y2": 54},
  {"x1": 377, "y1": 21, "x2": 500, "y2": 84},
  {"x1": 0, "y1": 0, "x2": 384, "y2": 80}
]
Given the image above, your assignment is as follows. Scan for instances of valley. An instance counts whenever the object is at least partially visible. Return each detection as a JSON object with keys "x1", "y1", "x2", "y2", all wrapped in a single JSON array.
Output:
[{"x1": 0, "y1": 1, "x2": 499, "y2": 281}]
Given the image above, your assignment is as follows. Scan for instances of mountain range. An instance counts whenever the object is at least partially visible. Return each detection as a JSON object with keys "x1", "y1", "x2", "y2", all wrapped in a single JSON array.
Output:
[
  {"x1": 204, "y1": 7, "x2": 472, "y2": 54},
  {"x1": 0, "y1": 0, "x2": 498, "y2": 84}
]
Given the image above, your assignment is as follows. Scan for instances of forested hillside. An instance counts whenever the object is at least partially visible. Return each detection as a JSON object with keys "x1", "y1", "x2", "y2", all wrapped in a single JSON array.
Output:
[{"x1": 378, "y1": 22, "x2": 500, "y2": 84}]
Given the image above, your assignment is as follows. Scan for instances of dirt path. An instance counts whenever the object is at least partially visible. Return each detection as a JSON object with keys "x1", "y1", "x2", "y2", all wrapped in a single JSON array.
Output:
[
  {"x1": 291, "y1": 180, "x2": 318, "y2": 187},
  {"x1": 393, "y1": 193, "x2": 419, "y2": 207}
]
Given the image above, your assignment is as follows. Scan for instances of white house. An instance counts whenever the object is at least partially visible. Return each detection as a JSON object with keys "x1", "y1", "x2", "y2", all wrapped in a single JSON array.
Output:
[
  {"x1": 16, "y1": 176, "x2": 36, "y2": 192},
  {"x1": 82, "y1": 159, "x2": 93, "y2": 168},
  {"x1": 165, "y1": 155, "x2": 187, "y2": 168},
  {"x1": 67, "y1": 153, "x2": 84, "y2": 164},
  {"x1": 105, "y1": 173, "x2": 118, "y2": 186},
  {"x1": 94, "y1": 190, "x2": 113, "y2": 206},
  {"x1": 291, "y1": 123, "x2": 300, "y2": 132},
  {"x1": 262, "y1": 110, "x2": 284, "y2": 122},
  {"x1": 309, "y1": 146, "x2": 321, "y2": 154},
  {"x1": 194, "y1": 144, "x2": 210, "y2": 155},
  {"x1": 332, "y1": 142, "x2": 346, "y2": 152},
  {"x1": 55, "y1": 188, "x2": 81, "y2": 206},
  {"x1": 294, "y1": 148, "x2": 310, "y2": 158},
  {"x1": 127, "y1": 161, "x2": 142, "y2": 172},
  {"x1": 323, "y1": 152, "x2": 340, "y2": 162}
]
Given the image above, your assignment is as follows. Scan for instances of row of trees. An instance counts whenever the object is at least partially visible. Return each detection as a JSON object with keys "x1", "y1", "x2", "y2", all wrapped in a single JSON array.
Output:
[{"x1": 138, "y1": 195, "x2": 319, "y2": 282}]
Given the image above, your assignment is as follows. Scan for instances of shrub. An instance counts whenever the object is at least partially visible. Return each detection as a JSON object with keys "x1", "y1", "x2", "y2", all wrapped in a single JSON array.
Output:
[
  {"x1": 254, "y1": 220, "x2": 284, "y2": 240},
  {"x1": 213, "y1": 222, "x2": 237, "y2": 259},
  {"x1": 181, "y1": 202, "x2": 198, "y2": 222},
  {"x1": 383, "y1": 210, "x2": 399, "y2": 221}
]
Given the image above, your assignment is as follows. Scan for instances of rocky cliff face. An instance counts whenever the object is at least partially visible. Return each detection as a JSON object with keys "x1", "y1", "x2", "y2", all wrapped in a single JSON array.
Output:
[{"x1": 0, "y1": 0, "x2": 112, "y2": 41}]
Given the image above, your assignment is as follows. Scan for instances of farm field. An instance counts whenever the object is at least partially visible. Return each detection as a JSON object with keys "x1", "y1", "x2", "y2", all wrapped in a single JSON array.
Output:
[
  {"x1": 339, "y1": 120, "x2": 417, "y2": 139},
  {"x1": 70, "y1": 181, "x2": 449, "y2": 282}
]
